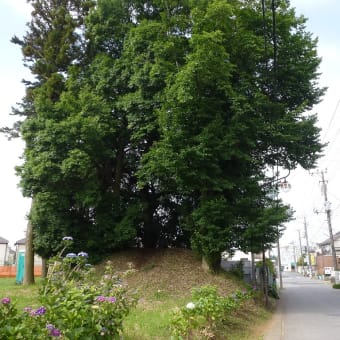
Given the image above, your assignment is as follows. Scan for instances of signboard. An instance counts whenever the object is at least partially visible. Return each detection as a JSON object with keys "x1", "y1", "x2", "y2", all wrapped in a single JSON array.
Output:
[{"x1": 324, "y1": 267, "x2": 334, "y2": 275}]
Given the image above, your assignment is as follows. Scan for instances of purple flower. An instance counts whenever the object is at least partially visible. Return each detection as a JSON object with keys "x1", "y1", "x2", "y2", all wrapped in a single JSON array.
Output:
[
  {"x1": 1, "y1": 297, "x2": 10, "y2": 304},
  {"x1": 34, "y1": 306, "x2": 47, "y2": 315},
  {"x1": 106, "y1": 296, "x2": 116, "y2": 303},
  {"x1": 24, "y1": 307, "x2": 32, "y2": 313},
  {"x1": 62, "y1": 236, "x2": 73, "y2": 241},
  {"x1": 77, "y1": 251, "x2": 88, "y2": 257},
  {"x1": 50, "y1": 328, "x2": 61, "y2": 337},
  {"x1": 95, "y1": 296, "x2": 106, "y2": 302},
  {"x1": 46, "y1": 324, "x2": 61, "y2": 337},
  {"x1": 65, "y1": 253, "x2": 77, "y2": 258}
]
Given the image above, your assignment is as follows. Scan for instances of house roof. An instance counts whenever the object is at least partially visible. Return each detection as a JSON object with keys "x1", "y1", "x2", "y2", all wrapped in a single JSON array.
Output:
[
  {"x1": 0, "y1": 237, "x2": 8, "y2": 244},
  {"x1": 14, "y1": 238, "x2": 26, "y2": 245},
  {"x1": 318, "y1": 231, "x2": 340, "y2": 246}
]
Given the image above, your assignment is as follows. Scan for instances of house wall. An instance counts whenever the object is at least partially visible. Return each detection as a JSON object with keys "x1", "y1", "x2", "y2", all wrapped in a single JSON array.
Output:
[
  {"x1": 316, "y1": 255, "x2": 340, "y2": 275},
  {"x1": 334, "y1": 239, "x2": 340, "y2": 256},
  {"x1": 0, "y1": 244, "x2": 8, "y2": 265}
]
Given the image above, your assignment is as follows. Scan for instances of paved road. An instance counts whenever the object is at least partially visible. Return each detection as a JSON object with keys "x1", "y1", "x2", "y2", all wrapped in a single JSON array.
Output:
[{"x1": 264, "y1": 271, "x2": 340, "y2": 340}]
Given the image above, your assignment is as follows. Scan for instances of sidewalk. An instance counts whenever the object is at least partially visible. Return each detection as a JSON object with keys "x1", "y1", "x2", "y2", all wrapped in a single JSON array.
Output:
[{"x1": 263, "y1": 299, "x2": 284, "y2": 340}]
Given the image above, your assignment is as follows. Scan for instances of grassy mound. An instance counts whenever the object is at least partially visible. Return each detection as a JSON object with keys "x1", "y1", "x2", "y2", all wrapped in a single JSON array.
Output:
[{"x1": 98, "y1": 248, "x2": 270, "y2": 339}]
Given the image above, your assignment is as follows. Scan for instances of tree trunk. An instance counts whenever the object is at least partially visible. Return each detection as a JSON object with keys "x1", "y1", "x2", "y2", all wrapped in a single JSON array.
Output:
[
  {"x1": 262, "y1": 246, "x2": 268, "y2": 306},
  {"x1": 141, "y1": 187, "x2": 159, "y2": 248},
  {"x1": 41, "y1": 258, "x2": 48, "y2": 278},
  {"x1": 251, "y1": 252, "x2": 256, "y2": 287},
  {"x1": 23, "y1": 216, "x2": 35, "y2": 285}
]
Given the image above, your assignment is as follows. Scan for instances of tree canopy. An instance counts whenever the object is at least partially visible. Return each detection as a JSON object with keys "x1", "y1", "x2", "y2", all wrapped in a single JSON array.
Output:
[{"x1": 7, "y1": 0, "x2": 324, "y2": 267}]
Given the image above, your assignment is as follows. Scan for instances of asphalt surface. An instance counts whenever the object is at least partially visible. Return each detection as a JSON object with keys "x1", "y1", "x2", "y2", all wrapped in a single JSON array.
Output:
[{"x1": 264, "y1": 271, "x2": 340, "y2": 340}]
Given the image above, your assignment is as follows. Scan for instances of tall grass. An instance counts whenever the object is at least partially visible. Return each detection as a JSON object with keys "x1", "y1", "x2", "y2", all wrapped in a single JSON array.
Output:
[{"x1": 0, "y1": 277, "x2": 41, "y2": 310}]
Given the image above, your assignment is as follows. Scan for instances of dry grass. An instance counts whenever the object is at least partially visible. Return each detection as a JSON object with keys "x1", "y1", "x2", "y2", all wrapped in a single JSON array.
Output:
[{"x1": 100, "y1": 248, "x2": 241, "y2": 299}]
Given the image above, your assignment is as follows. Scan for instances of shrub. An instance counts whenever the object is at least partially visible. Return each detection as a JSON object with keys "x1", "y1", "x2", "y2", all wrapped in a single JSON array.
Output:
[
  {"x1": 228, "y1": 261, "x2": 244, "y2": 280},
  {"x1": 332, "y1": 283, "x2": 340, "y2": 289},
  {"x1": 0, "y1": 237, "x2": 137, "y2": 339},
  {"x1": 170, "y1": 285, "x2": 252, "y2": 338}
]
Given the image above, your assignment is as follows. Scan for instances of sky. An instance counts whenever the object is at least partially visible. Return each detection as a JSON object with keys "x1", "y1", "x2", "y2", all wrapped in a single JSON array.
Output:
[
  {"x1": 0, "y1": 1, "x2": 340, "y2": 249},
  {"x1": 0, "y1": 1, "x2": 32, "y2": 247},
  {"x1": 280, "y1": 0, "x2": 340, "y2": 250}
]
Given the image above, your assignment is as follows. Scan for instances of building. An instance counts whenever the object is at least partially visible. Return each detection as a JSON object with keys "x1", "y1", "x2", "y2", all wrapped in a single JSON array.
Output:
[
  {"x1": 14, "y1": 238, "x2": 42, "y2": 266},
  {"x1": 316, "y1": 232, "x2": 340, "y2": 275},
  {"x1": 0, "y1": 237, "x2": 9, "y2": 265},
  {"x1": 318, "y1": 231, "x2": 340, "y2": 256},
  {"x1": 14, "y1": 238, "x2": 26, "y2": 258}
]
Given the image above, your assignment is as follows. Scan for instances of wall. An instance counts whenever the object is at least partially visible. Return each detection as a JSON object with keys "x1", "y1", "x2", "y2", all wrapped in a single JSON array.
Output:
[
  {"x1": 335, "y1": 239, "x2": 340, "y2": 256},
  {"x1": 0, "y1": 265, "x2": 41, "y2": 278},
  {"x1": 0, "y1": 244, "x2": 8, "y2": 265},
  {"x1": 316, "y1": 255, "x2": 340, "y2": 275}
]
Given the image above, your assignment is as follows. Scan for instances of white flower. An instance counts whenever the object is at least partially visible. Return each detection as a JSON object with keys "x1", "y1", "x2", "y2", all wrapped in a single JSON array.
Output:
[
  {"x1": 65, "y1": 253, "x2": 77, "y2": 258},
  {"x1": 186, "y1": 302, "x2": 195, "y2": 309},
  {"x1": 62, "y1": 236, "x2": 73, "y2": 241}
]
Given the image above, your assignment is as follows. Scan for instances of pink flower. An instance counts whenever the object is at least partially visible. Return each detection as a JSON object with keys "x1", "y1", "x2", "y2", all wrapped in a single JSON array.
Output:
[
  {"x1": 95, "y1": 296, "x2": 106, "y2": 302},
  {"x1": 1, "y1": 297, "x2": 10, "y2": 304},
  {"x1": 106, "y1": 297, "x2": 116, "y2": 303}
]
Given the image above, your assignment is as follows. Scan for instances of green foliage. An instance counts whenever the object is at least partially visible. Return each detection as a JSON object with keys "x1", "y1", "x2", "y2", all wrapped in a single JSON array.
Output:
[
  {"x1": 228, "y1": 261, "x2": 244, "y2": 280},
  {"x1": 297, "y1": 256, "x2": 307, "y2": 266},
  {"x1": 256, "y1": 259, "x2": 275, "y2": 275},
  {"x1": 170, "y1": 285, "x2": 252, "y2": 338},
  {"x1": 332, "y1": 283, "x2": 340, "y2": 289},
  {"x1": 0, "y1": 238, "x2": 136, "y2": 339},
  {"x1": 8, "y1": 0, "x2": 326, "y2": 267}
]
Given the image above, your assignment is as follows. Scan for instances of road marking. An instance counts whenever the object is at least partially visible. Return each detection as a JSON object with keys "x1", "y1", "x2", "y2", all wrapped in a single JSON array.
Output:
[{"x1": 281, "y1": 319, "x2": 285, "y2": 339}]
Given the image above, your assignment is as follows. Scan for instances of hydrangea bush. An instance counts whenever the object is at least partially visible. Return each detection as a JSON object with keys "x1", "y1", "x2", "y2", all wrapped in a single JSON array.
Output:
[
  {"x1": 170, "y1": 285, "x2": 252, "y2": 338},
  {"x1": 0, "y1": 237, "x2": 137, "y2": 339}
]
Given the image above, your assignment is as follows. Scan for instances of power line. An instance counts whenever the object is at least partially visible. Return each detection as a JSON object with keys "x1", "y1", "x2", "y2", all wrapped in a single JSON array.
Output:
[
  {"x1": 320, "y1": 99, "x2": 340, "y2": 170},
  {"x1": 321, "y1": 98, "x2": 340, "y2": 143}
]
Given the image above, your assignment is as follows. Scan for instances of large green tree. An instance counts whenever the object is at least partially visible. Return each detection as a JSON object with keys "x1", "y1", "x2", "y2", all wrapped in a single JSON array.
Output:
[
  {"x1": 138, "y1": 0, "x2": 324, "y2": 268},
  {"x1": 7, "y1": 0, "x2": 324, "y2": 268},
  {"x1": 12, "y1": 0, "x2": 94, "y2": 261}
]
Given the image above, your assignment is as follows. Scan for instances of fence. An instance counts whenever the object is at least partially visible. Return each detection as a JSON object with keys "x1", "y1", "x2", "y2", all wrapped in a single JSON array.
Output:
[{"x1": 0, "y1": 265, "x2": 42, "y2": 278}]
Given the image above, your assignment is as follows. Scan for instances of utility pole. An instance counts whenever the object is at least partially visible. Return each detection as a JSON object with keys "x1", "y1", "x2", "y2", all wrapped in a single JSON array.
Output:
[
  {"x1": 303, "y1": 217, "x2": 312, "y2": 275},
  {"x1": 320, "y1": 170, "x2": 338, "y2": 271},
  {"x1": 277, "y1": 234, "x2": 283, "y2": 288},
  {"x1": 298, "y1": 229, "x2": 304, "y2": 273},
  {"x1": 290, "y1": 242, "x2": 297, "y2": 271}
]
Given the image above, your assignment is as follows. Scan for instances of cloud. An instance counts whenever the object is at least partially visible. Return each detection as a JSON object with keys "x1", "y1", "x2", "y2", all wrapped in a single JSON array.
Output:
[
  {"x1": 291, "y1": 0, "x2": 337, "y2": 10},
  {"x1": 2, "y1": 0, "x2": 32, "y2": 17}
]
